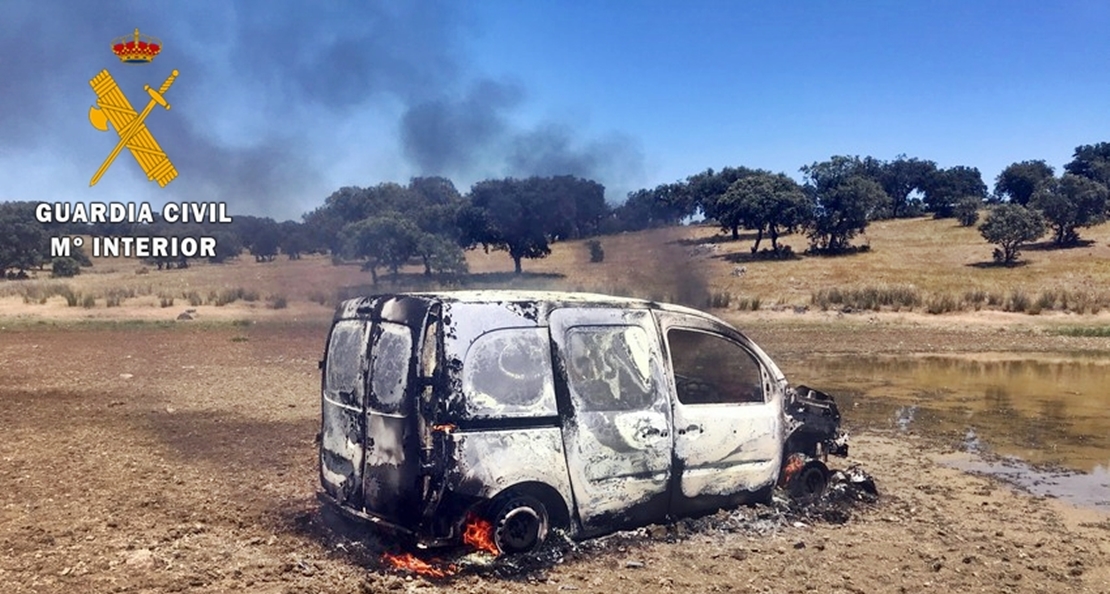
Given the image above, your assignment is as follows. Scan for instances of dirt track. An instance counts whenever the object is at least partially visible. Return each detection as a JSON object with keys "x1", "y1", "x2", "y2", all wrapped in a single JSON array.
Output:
[{"x1": 2, "y1": 321, "x2": 1109, "y2": 593}]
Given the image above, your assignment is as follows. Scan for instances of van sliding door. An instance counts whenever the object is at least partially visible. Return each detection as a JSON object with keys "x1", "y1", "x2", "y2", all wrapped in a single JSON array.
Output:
[{"x1": 549, "y1": 308, "x2": 672, "y2": 532}]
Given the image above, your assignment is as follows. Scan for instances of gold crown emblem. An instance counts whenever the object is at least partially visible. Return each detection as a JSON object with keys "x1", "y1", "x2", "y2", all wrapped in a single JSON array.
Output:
[{"x1": 112, "y1": 28, "x2": 162, "y2": 64}]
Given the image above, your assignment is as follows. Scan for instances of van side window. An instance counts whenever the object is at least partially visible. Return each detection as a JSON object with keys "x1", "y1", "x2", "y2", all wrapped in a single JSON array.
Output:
[
  {"x1": 325, "y1": 320, "x2": 369, "y2": 408},
  {"x1": 667, "y1": 328, "x2": 764, "y2": 405},
  {"x1": 565, "y1": 326, "x2": 654, "y2": 412},
  {"x1": 463, "y1": 328, "x2": 557, "y2": 418},
  {"x1": 369, "y1": 322, "x2": 412, "y2": 413}
]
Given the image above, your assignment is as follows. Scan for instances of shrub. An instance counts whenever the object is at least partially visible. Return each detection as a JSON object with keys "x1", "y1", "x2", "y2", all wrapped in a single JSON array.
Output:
[
  {"x1": 215, "y1": 288, "x2": 245, "y2": 306},
  {"x1": 82, "y1": 294, "x2": 96, "y2": 308},
  {"x1": 736, "y1": 296, "x2": 762, "y2": 311},
  {"x1": 707, "y1": 291, "x2": 731, "y2": 309},
  {"x1": 963, "y1": 289, "x2": 987, "y2": 310},
  {"x1": 1055, "y1": 326, "x2": 1110, "y2": 337},
  {"x1": 979, "y1": 204, "x2": 1046, "y2": 264},
  {"x1": 1035, "y1": 291, "x2": 1057, "y2": 312},
  {"x1": 268, "y1": 294, "x2": 288, "y2": 309},
  {"x1": 184, "y1": 291, "x2": 203, "y2": 307},
  {"x1": 925, "y1": 294, "x2": 960, "y2": 314},
  {"x1": 586, "y1": 239, "x2": 605, "y2": 263},
  {"x1": 159, "y1": 294, "x2": 174, "y2": 308},
  {"x1": 308, "y1": 291, "x2": 329, "y2": 306},
  {"x1": 810, "y1": 285, "x2": 921, "y2": 311},
  {"x1": 953, "y1": 196, "x2": 982, "y2": 227},
  {"x1": 105, "y1": 289, "x2": 131, "y2": 307},
  {"x1": 61, "y1": 287, "x2": 78, "y2": 307},
  {"x1": 51, "y1": 257, "x2": 81, "y2": 278},
  {"x1": 1005, "y1": 289, "x2": 1030, "y2": 313}
]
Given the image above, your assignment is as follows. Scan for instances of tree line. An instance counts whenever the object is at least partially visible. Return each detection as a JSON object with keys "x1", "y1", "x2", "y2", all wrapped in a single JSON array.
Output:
[{"x1": 2, "y1": 142, "x2": 1109, "y2": 278}]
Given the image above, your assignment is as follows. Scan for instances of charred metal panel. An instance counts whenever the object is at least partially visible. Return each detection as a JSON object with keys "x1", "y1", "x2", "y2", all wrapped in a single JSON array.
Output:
[
  {"x1": 320, "y1": 319, "x2": 372, "y2": 506},
  {"x1": 461, "y1": 327, "x2": 557, "y2": 419},
  {"x1": 448, "y1": 428, "x2": 574, "y2": 505},
  {"x1": 549, "y1": 308, "x2": 672, "y2": 530},
  {"x1": 362, "y1": 320, "x2": 418, "y2": 522},
  {"x1": 438, "y1": 301, "x2": 547, "y2": 423},
  {"x1": 654, "y1": 311, "x2": 785, "y2": 510}
]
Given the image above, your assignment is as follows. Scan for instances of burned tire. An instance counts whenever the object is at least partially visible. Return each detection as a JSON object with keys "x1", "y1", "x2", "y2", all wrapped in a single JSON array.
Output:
[
  {"x1": 788, "y1": 460, "x2": 829, "y2": 501},
  {"x1": 490, "y1": 494, "x2": 549, "y2": 554}
]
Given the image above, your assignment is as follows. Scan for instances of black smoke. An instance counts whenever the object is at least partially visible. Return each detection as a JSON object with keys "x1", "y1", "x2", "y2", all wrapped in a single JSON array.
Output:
[{"x1": 0, "y1": 1, "x2": 643, "y2": 218}]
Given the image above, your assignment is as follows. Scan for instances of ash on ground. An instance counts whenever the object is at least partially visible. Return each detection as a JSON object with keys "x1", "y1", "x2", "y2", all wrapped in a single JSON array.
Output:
[{"x1": 320, "y1": 464, "x2": 879, "y2": 581}]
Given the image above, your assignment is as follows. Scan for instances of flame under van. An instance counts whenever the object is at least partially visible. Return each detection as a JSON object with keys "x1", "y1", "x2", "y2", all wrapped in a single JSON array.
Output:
[{"x1": 318, "y1": 291, "x2": 846, "y2": 553}]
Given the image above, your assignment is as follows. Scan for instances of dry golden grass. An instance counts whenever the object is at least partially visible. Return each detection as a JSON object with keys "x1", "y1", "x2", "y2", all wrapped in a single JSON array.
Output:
[
  {"x1": 464, "y1": 214, "x2": 1110, "y2": 314},
  {"x1": 2, "y1": 213, "x2": 1110, "y2": 319}
]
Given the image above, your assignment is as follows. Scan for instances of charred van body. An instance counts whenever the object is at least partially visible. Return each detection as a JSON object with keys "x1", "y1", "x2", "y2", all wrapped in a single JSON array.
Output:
[{"x1": 317, "y1": 291, "x2": 847, "y2": 553}]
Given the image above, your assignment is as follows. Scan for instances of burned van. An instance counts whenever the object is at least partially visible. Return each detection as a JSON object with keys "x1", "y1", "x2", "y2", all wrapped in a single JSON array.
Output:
[{"x1": 318, "y1": 291, "x2": 846, "y2": 553}]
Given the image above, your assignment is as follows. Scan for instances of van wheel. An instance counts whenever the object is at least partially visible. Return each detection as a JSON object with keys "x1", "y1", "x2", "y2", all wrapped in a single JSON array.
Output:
[
  {"x1": 490, "y1": 494, "x2": 549, "y2": 554},
  {"x1": 788, "y1": 460, "x2": 829, "y2": 501}
]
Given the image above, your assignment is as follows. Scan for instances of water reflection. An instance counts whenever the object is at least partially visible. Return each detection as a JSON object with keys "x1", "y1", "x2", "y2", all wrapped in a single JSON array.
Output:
[{"x1": 782, "y1": 353, "x2": 1110, "y2": 473}]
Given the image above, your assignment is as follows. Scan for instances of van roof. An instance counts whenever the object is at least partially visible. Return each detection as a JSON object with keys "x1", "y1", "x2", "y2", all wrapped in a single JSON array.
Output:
[{"x1": 346, "y1": 289, "x2": 727, "y2": 322}]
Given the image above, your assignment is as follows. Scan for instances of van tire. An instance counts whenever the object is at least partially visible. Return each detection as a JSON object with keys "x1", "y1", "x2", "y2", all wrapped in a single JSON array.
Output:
[
  {"x1": 489, "y1": 493, "x2": 549, "y2": 554},
  {"x1": 788, "y1": 460, "x2": 830, "y2": 501}
]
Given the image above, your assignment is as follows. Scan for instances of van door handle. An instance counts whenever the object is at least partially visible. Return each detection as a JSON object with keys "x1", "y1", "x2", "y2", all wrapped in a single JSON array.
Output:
[
  {"x1": 677, "y1": 424, "x2": 702, "y2": 436},
  {"x1": 639, "y1": 426, "x2": 668, "y2": 440}
]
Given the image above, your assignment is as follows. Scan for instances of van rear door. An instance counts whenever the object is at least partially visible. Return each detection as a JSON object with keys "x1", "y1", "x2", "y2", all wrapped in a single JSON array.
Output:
[
  {"x1": 319, "y1": 316, "x2": 420, "y2": 525},
  {"x1": 360, "y1": 320, "x2": 419, "y2": 524},
  {"x1": 549, "y1": 307, "x2": 672, "y2": 532},
  {"x1": 319, "y1": 319, "x2": 372, "y2": 508}
]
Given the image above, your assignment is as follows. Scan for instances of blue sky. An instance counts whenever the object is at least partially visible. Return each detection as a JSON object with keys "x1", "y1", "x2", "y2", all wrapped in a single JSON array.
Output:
[{"x1": 2, "y1": 1, "x2": 1108, "y2": 220}]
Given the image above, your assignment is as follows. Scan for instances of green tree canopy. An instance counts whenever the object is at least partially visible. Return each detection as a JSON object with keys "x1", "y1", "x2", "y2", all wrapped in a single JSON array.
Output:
[
  {"x1": 341, "y1": 214, "x2": 421, "y2": 283},
  {"x1": 954, "y1": 196, "x2": 982, "y2": 227},
  {"x1": 924, "y1": 166, "x2": 987, "y2": 218},
  {"x1": 236, "y1": 216, "x2": 282, "y2": 262},
  {"x1": 979, "y1": 203, "x2": 1046, "y2": 265},
  {"x1": 1064, "y1": 142, "x2": 1110, "y2": 188},
  {"x1": 689, "y1": 166, "x2": 760, "y2": 223},
  {"x1": 877, "y1": 155, "x2": 937, "y2": 218},
  {"x1": 459, "y1": 177, "x2": 558, "y2": 274},
  {"x1": 610, "y1": 184, "x2": 689, "y2": 231},
  {"x1": 1029, "y1": 173, "x2": 1109, "y2": 246},
  {"x1": 803, "y1": 175, "x2": 886, "y2": 253},
  {"x1": 0, "y1": 201, "x2": 51, "y2": 275},
  {"x1": 719, "y1": 172, "x2": 812, "y2": 251},
  {"x1": 994, "y1": 160, "x2": 1055, "y2": 206}
]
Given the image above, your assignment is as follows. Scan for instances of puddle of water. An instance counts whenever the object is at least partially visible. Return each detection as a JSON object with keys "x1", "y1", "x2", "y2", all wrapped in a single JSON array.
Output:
[
  {"x1": 939, "y1": 453, "x2": 1110, "y2": 510},
  {"x1": 781, "y1": 352, "x2": 1110, "y2": 507}
]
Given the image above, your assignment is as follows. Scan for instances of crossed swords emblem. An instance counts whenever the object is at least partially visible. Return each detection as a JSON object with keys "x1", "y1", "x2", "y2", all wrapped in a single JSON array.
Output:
[{"x1": 88, "y1": 69, "x2": 179, "y2": 187}]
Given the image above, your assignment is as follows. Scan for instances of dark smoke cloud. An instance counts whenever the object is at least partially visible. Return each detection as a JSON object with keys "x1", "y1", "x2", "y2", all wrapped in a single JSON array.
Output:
[
  {"x1": 1, "y1": 1, "x2": 644, "y2": 218},
  {"x1": 400, "y1": 78, "x2": 526, "y2": 176},
  {"x1": 401, "y1": 81, "x2": 646, "y2": 201}
]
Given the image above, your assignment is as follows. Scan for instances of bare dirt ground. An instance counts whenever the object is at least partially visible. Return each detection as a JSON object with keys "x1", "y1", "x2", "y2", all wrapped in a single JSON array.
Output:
[{"x1": 2, "y1": 321, "x2": 1109, "y2": 593}]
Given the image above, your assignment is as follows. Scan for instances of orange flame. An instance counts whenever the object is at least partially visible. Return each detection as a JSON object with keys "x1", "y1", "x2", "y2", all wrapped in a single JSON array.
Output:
[
  {"x1": 462, "y1": 512, "x2": 499, "y2": 556},
  {"x1": 780, "y1": 454, "x2": 806, "y2": 486},
  {"x1": 432, "y1": 423, "x2": 456, "y2": 433},
  {"x1": 381, "y1": 552, "x2": 458, "y2": 578}
]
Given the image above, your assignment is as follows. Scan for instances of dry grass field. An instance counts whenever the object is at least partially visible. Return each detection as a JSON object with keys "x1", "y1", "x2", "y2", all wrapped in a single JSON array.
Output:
[{"x1": 2, "y1": 213, "x2": 1110, "y2": 325}]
